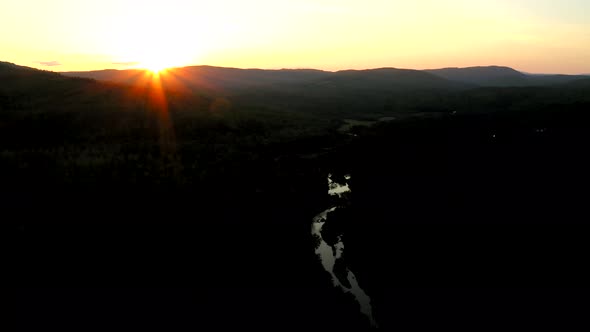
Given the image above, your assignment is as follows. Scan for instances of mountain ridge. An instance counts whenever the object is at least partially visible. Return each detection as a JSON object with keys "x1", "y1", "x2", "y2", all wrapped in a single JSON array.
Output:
[
  {"x1": 59, "y1": 64, "x2": 588, "y2": 89},
  {"x1": 4, "y1": 61, "x2": 590, "y2": 119},
  {"x1": 60, "y1": 64, "x2": 467, "y2": 102}
]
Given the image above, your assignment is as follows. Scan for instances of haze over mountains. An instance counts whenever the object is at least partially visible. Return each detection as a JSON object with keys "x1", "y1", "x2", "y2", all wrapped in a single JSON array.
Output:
[
  {"x1": 4, "y1": 60, "x2": 590, "y2": 122},
  {"x1": 62, "y1": 64, "x2": 589, "y2": 92},
  {"x1": 425, "y1": 66, "x2": 590, "y2": 87},
  {"x1": 53, "y1": 63, "x2": 590, "y2": 118}
]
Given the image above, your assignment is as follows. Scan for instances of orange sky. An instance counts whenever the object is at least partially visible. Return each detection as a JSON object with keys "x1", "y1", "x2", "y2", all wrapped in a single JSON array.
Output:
[{"x1": 1, "y1": 0, "x2": 589, "y2": 74}]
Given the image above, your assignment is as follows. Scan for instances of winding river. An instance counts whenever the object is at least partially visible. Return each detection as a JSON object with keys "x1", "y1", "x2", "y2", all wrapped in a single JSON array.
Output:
[{"x1": 312, "y1": 174, "x2": 378, "y2": 328}]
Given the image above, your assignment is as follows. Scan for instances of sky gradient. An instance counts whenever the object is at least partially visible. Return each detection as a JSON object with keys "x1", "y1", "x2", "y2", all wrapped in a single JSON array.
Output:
[{"x1": 2, "y1": 0, "x2": 589, "y2": 73}]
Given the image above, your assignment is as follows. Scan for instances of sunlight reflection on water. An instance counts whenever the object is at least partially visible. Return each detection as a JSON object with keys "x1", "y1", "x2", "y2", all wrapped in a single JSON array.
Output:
[{"x1": 312, "y1": 174, "x2": 378, "y2": 328}]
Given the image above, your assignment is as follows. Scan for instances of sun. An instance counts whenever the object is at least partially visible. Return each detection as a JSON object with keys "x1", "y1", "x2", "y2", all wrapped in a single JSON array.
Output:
[
  {"x1": 108, "y1": 6, "x2": 206, "y2": 74},
  {"x1": 137, "y1": 53, "x2": 178, "y2": 73},
  {"x1": 113, "y1": 41, "x2": 195, "y2": 74},
  {"x1": 110, "y1": 12, "x2": 201, "y2": 73},
  {"x1": 143, "y1": 60, "x2": 169, "y2": 74},
  {"x1": 135, "y1": 50, "x2": 196, "y2": 74}
]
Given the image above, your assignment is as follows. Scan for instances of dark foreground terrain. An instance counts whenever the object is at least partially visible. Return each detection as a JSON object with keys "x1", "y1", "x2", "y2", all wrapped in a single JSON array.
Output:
[{"x1": 7, "y1": 62, "x2": 590, "y2": 330}]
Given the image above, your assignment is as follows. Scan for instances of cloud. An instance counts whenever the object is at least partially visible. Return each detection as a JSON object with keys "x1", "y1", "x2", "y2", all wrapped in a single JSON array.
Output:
[
  {"x1": 36, "y1": 61, "x2": 62, "y2": 66},
  {"x1": 112, "y1": 61, "x2": 140, "y2": 66}
]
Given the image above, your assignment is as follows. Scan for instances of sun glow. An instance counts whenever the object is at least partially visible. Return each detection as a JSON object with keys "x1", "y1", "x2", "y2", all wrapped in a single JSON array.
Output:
[
  {"x1": 116, "y1": 47, "x2": 195, "y2": 74},
  {"x1": 4, "y1": 1, "x2": 590, "y2": 74},
  {"x1": 141, "y1": 57, "x2": 173, "y2": 74},
  {"x1": 136, "y1": 47, "x2": 196, "y2": 73},
  {"x1": 123, "y1": 46, "x2": 195, "y2": 73},
  {"x1": 108, "y1": 3, "x2": 203, "y2": 73}
]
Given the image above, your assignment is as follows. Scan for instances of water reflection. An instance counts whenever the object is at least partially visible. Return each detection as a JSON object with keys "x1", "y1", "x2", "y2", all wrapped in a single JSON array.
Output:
[{"x1": 312, "y1": 174, "x2": 378, "y2": 328}]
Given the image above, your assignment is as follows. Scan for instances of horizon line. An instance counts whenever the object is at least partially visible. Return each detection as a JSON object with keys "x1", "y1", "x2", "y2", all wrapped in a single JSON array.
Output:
[
  {"x1": 3, "y1": 60, "x2": 589, "y2": 76},
  {"x1": 57, "y1": 64, "x2": 590, "y2": 76}
]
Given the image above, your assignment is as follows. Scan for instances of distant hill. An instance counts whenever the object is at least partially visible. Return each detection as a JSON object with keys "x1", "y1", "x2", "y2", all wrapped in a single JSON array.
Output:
[
  {"x1": 62, "y1": 65, "x2": 467, "y2": 116},
  {"x1": 1, "y1": 61, "x2": 82, "y2": 93},
  {"x1": 426, "y1": 66, "x2": 587, "y2": 87},
  {"x1": 525, "y1": 74, "x2": 590, "y2": 86},
  {"x1": 63, "y1": 65, "x2": 589, "y2": 98},
  {"x1": 5, "y1": 61, "x2": 590, "y2": 121},
  {"x1": 0, "y1": 62, "x2": 208, "y2": 112},
  {"x1": 59, "y1": 68, "x2": 146, "y2": 85},
  {"x1": 311, "y1": 68, "x2": 465, "y2": 90},
  {"x1": 63, "y1": 65, "x2": 462, "y2": 95},
  {"x1": 426, "y1": 66, "x2": 531, "y2": 86},
  {"x1": 5, "y1": 62, "x2": 460, "y2": 119},
  {"x1": 0, "y1": 62, "x2": 212, "y2": 147},
  {"x1": 62, "y1": 66, "x2": 332, "y2": 95}
]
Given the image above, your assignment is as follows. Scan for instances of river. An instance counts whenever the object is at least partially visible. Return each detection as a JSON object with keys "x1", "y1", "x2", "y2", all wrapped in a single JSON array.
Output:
[{"x1": 312, "y1": 174, "x2": 378, "y2": 328}]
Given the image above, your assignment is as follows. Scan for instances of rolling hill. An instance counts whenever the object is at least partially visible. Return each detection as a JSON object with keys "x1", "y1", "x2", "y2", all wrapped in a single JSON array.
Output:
[
  {"x1": 63, "y1": 65, "x2": 589, "y2": 95},
  {"x1": 426, "y1": 65, "x2": 588, "y2": 86},
  {"x1": 62, "y1": 65, "x2": 464, "y2": 95},
  {"x1": 61, "y1": 65, "x2": 469, "y2": 116},
  {"x1": 5, "y1": 61, "x2": 590, "y2": 121},
  {"x1": 426, "y1": 66, "x2": 529, "y2": 86}
]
